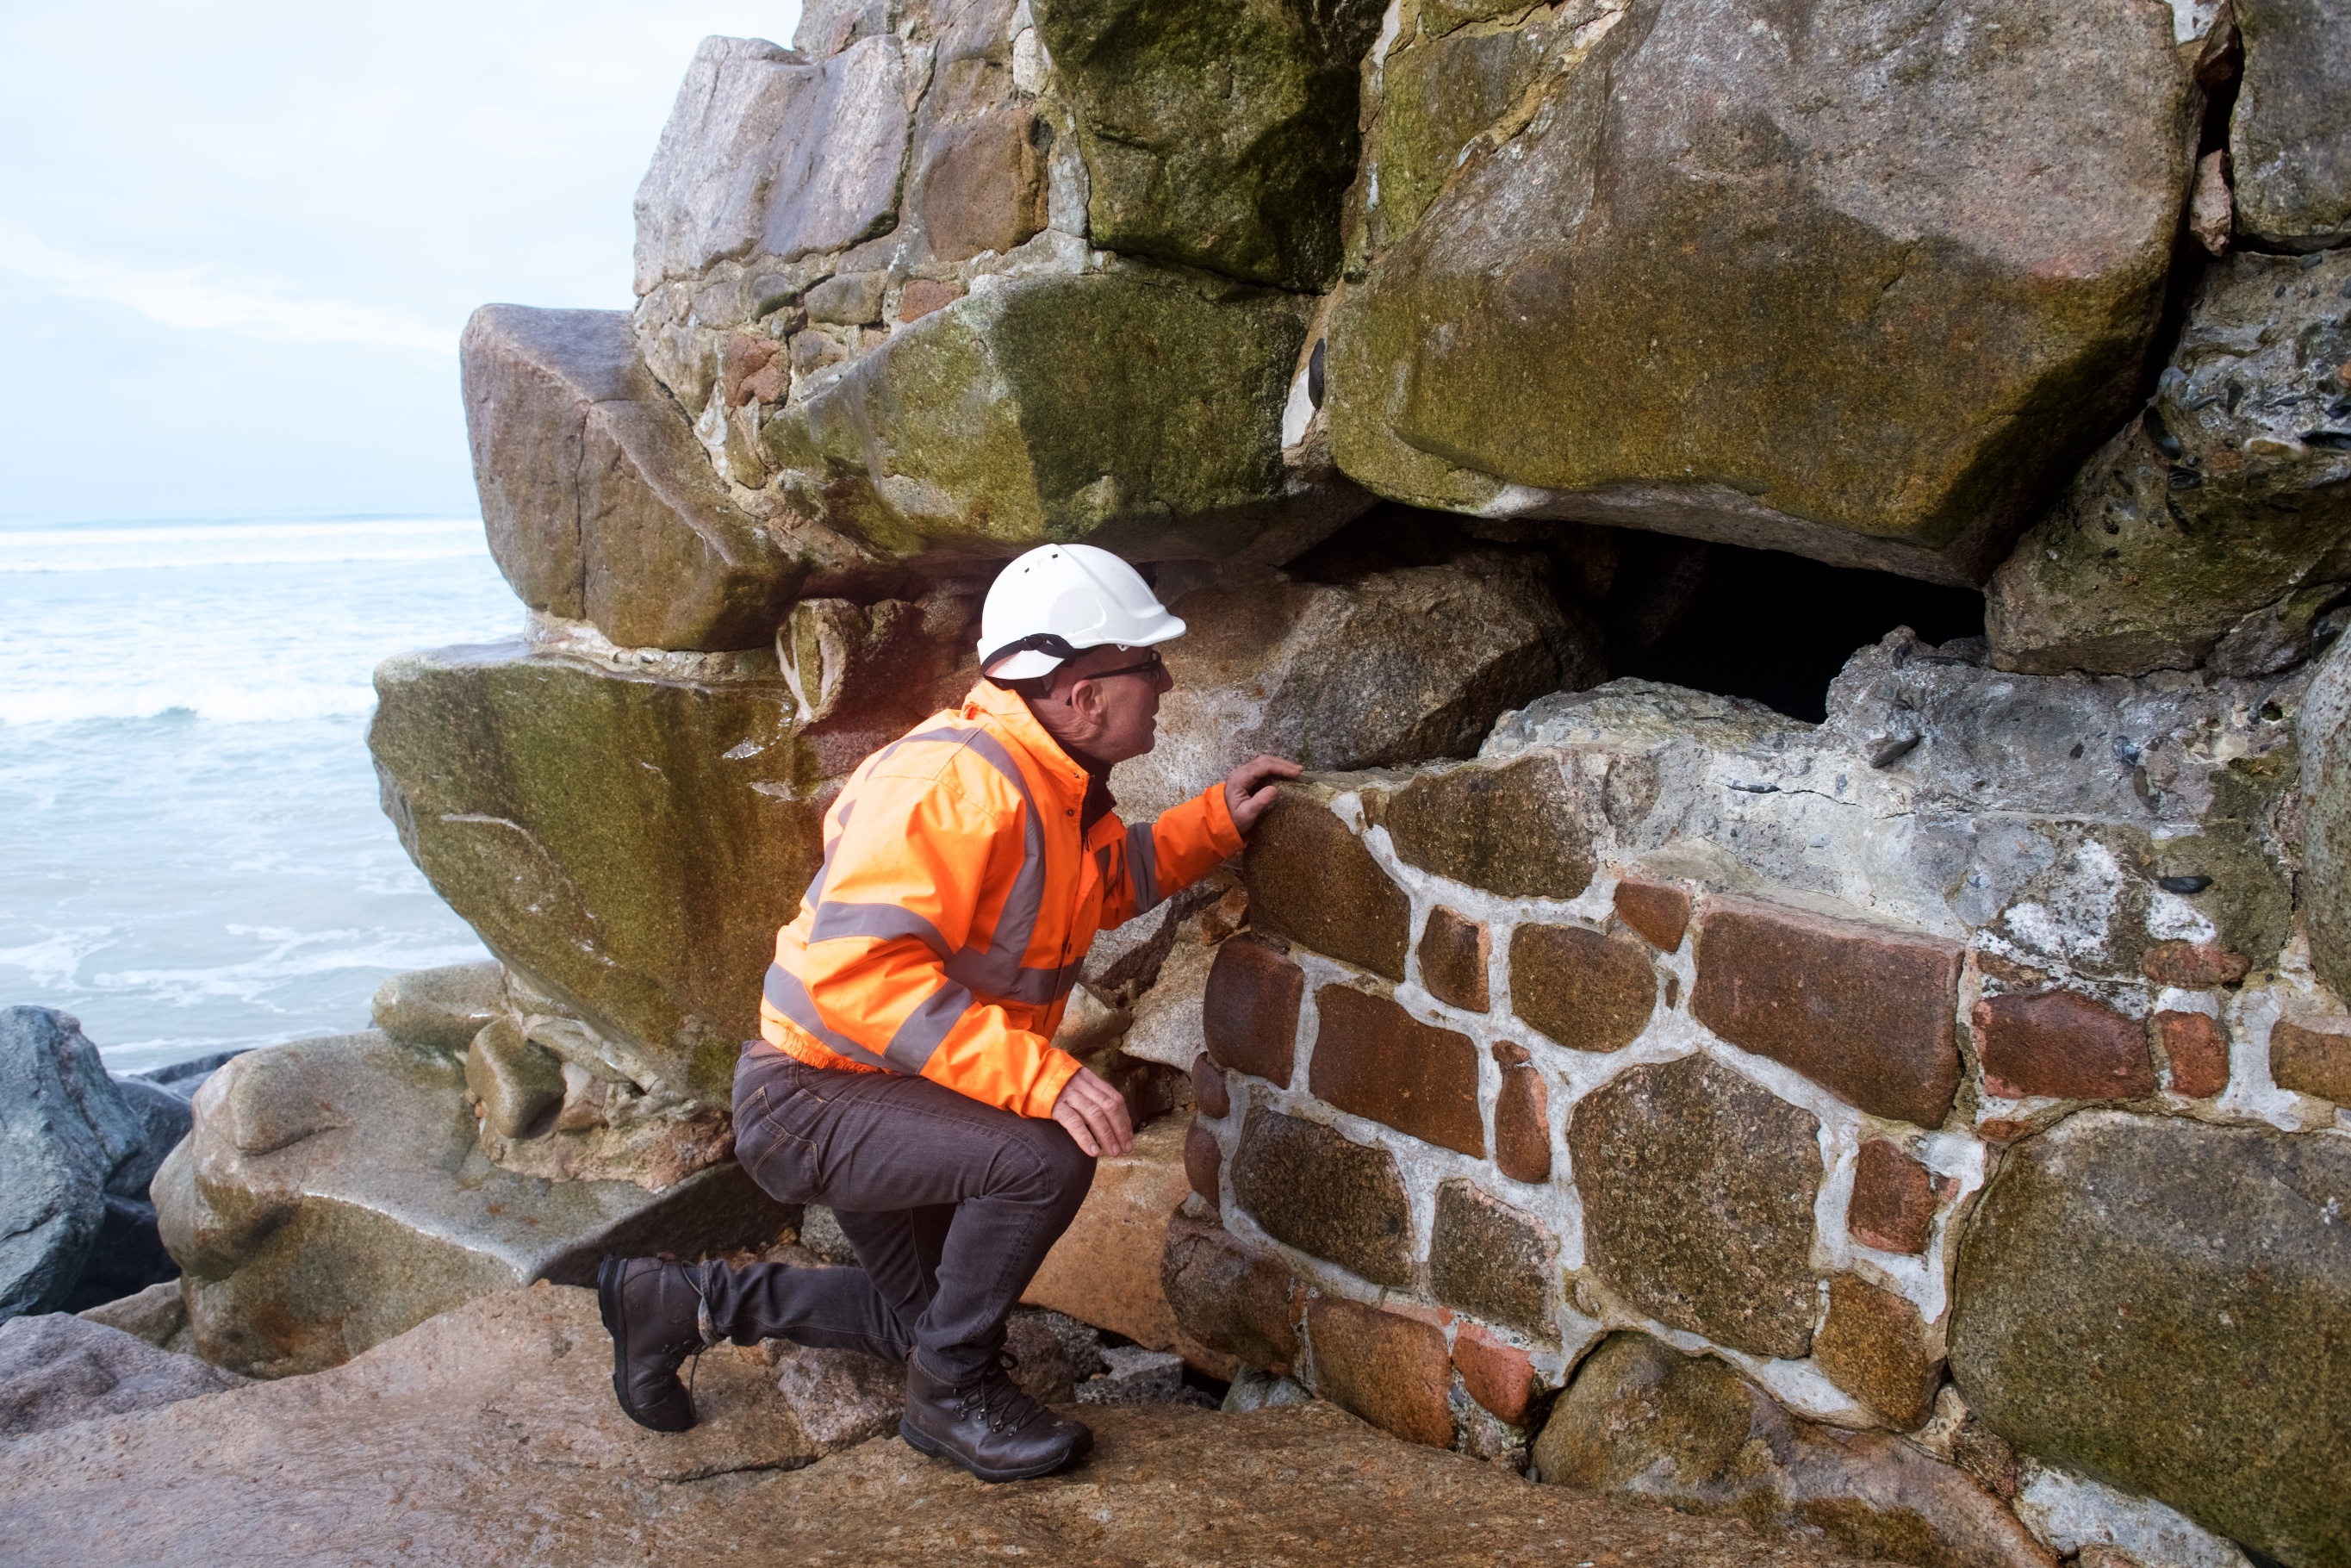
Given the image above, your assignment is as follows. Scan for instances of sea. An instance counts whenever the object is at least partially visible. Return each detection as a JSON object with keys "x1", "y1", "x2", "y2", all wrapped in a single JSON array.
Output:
[{"x1": 0, "y1": 515, "x2": 522, "y2": 1074}]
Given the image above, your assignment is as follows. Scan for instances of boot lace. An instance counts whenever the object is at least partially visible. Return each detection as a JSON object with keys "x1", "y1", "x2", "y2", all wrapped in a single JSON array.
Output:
[
  {"x1": 955, "y1": 1353, "x2": 1049, "y2": 1434},
  {"x1": 656, "y1": 1252, "x2": 718, "y2": 1402}
]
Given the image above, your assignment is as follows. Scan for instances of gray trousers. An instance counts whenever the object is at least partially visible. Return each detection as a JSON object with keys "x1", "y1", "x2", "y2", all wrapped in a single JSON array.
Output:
[{"x1": 699, "y1": 1045, "x2": 1096, "y2": 1382}]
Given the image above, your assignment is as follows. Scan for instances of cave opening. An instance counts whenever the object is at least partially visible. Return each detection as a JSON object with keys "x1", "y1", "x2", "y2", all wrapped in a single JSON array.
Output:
[
  {"x1": 1614, "y1": 541, "x2": 1986, "y2": 723},
  {"x1": 1282, "y1": 506, "x2": 1985, "y2": 726}
]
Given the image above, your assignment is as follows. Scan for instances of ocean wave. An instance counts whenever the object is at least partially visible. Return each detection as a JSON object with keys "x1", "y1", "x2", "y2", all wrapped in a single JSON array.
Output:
[
  {"x1": 90, "y1": 932, "x2": 491, "y2": 1005},
  {"x1": 0, "y1": 681, "x2": 379, "y2": 726},
  {"x1": 0, "y1": 518, "x2": 488, "y2": 574}
]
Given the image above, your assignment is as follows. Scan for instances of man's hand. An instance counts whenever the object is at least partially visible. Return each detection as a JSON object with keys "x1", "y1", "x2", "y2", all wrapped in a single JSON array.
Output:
[
  {"x1": 1050, "y1": 1065, "x2": 1134, "y2": 1158},
  {"x1": 1224, "y1": 754, "x2": 1302, "y2": 835}
]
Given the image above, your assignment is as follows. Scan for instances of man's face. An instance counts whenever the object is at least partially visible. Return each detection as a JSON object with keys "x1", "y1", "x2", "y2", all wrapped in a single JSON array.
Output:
[{"x1": 1052, "y1": 643, "x2": 1174, "y2": 764}]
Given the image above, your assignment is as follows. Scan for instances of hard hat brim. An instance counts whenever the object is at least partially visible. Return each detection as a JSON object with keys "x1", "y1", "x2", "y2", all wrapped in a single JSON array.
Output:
[{"x1": 985, "y1": 610, "x2": 1186, "y2": 680}]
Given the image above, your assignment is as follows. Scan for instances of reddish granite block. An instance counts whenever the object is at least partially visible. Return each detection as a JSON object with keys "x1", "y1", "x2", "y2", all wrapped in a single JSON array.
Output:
[
  {"x1": 1614, "y1": 878, "x2": 1693, "y2": 952},
  {"x1": 2271, "y1": 1019, "x2": 2351, "y2": 1104},
  {"x1": 1510, "y1": 924, "x2": 1657, "y2": 1054},
  {"x1": 2142, "y1": 941, "x2": 2251, "y2": 988},
  {"x1": 1691, "y1": 896, "x2": 1963, "y2": 1127},
  {"x1": 1243, "y1": 790, "x2": 1410, "y2": 980},
  {"x1": 1848, "y1": 1139, "x2": 1937, "y2": 1255},
  {"x1": 1975, "y1": 990, "x2": 2155, "y2": 1101},
  {"x1": 1493, "y1": 1045, "x2": 1552, "y2": 1184},
  {"x1": 1184, "y1": 1117, "x2": 1222, "y2": 1204},
  {"x1": 1418, "y1": 905, "x2": 1491, "y2": 1011},
  {"x1": 1191, "y1": 1053, "x2": 1231, "y2": 1119},
  {"x1": 1453, "y1": 1321, "x2": 1539, "y2": 1425},
  {"x1": 1305, "y1": 1297, "x2": 1456, "y2": 1448},
  {"x1": 1203, "y1": 935, "x2": 1303, "y2": 1086},
  {"x1": 2155, "y1": 1011, "x2": 2230, "y2": 1098},
  {"x1": 1309, "y1": 986, "x2": 1484, "y2": 1156}
]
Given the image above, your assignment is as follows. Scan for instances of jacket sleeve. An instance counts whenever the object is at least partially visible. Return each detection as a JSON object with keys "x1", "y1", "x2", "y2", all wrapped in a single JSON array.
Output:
[
  {"x1": 794, "y1": 768, "x2": 1081, "y2": 1119},
  {"x1": 1097, "y1": 780, "x2": 1247, "y2": 930}
]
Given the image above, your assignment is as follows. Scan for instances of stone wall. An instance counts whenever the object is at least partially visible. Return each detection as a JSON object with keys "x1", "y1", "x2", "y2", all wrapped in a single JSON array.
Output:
[{"x1": 1166, "y1": 631, "x2": 2349, "y2": 1568}]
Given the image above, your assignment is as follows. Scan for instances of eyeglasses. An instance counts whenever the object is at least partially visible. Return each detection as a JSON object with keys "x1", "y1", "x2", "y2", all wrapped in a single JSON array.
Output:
[{"x1": 1083, "y1": 650, "x2": 1166, "y2": 683}]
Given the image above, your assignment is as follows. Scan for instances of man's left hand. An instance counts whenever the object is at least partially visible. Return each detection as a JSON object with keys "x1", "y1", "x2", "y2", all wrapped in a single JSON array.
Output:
[{"x1": 1224, "y1": 755, "x2": 1302, "y2": 835}]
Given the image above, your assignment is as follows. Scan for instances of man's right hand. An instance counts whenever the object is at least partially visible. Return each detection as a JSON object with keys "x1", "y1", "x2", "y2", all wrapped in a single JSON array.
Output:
[
  {"x1": 1224, "y1": 754, "x2": 1302, "y2": 835},
  {"x1": 1050, "y1": 1065, "x2": 1134, "y2": 1158}
]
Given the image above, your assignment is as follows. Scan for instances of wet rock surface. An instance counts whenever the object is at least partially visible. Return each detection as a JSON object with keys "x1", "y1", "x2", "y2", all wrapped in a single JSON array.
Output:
[
  {"x1": 1949, "y1": 1111, "x2": 2351, "y2": 1568},
  {"x1": 370, "y1": 961, "x2": 507, "y2": 1055},
  {"x1": 368, "y1": 640, "x2": 837, "y2": 1100},
  {"x1": 154, "y1": 1030, "x2": 792, "y2": 1378},
  {"x1": 0, "y1": 1007, "x2": 179, "y2": 1322},
  {"x1": 0, "y1": 1312, "x2": 246, "y2": 1439},
  {"x1": 0, "y1": 1285, "x2": 1897, "y2": 1568},
  {"x1": 1533, "y1": 1334, "x2": 2056, "y2": 1568}
]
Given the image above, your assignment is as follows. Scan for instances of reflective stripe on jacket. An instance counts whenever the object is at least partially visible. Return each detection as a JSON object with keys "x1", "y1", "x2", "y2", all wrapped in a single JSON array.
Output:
[{"x1": 756, "y1": 679, "x2": 1245, "y2": 1117}]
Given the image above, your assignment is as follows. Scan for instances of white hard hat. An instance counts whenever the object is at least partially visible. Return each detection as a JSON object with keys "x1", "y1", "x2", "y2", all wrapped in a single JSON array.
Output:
[{"x1": 979, "y1": 544, "x2": 1187, "y2": 680}]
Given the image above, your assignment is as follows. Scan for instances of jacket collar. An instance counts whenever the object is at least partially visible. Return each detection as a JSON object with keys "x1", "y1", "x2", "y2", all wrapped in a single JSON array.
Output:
[{"x1": 963, "y1": 681, "x2": 1092, "y2": 810}]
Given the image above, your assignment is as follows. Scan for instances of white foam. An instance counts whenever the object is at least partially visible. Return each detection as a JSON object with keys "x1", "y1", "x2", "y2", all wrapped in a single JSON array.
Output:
[
  {"x1": 0, "y1": 681, "x2": 378, "y2": 726},
  {"x1": 0, "y1": 517, "x2": 486, "y2": 574}
]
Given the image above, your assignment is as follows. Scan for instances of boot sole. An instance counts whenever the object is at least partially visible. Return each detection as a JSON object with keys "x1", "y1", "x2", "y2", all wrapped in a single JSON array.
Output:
[
  {"x1": 597, "y1": 1255, "x2": 696, "y2": 1434},
  {"x1": 898, "y1": 1416, "x2": 1092, "y2": 1483}
]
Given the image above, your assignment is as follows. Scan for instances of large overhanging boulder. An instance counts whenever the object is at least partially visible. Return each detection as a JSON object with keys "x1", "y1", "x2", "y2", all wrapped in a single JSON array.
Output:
[
  {"x1": 459, "y1": 305, "x2": 849, "y2": 653},
  {"x1": 1325, "y1": 0, "x2": 2199, "y2": 586},
  {"x1": 757, "y1": 268, "x2": 1330, "y2": 566},
  {"x1": 1110, "y1": 546, "x2": 1604, "y2": 819}
]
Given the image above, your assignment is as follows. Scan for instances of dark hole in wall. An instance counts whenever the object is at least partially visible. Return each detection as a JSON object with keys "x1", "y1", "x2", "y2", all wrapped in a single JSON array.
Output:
[
  {"x1": 1615, "y1": 541, "x2": 1984, "y2": 723},
  {"x1": 1279, "y1": 507, "x2": 1982, "y2": 725}
]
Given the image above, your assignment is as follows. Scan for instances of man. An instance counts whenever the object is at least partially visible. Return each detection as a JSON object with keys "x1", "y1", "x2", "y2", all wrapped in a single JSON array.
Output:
[{"x1": 597, "y1": 544, "x2": 1298, "y2": 1483}]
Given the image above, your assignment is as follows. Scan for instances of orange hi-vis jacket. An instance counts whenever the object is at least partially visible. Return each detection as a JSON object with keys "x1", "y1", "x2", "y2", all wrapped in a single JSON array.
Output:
[{"x1": 756, "y1": 679, "x2": 1246, "y2": 1118}]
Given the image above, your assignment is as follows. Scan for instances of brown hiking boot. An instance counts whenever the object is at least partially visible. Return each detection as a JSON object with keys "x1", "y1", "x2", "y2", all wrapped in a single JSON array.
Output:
[
  {"x1": 596, "y1": 1255, "x2": 711, "y2": 1433},
  {"x1": 899, "y1": 1352, "x2": 1092, "y2": 1482}
]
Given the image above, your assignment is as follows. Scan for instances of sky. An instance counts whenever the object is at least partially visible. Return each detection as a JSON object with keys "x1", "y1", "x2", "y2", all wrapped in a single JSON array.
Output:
[{"x1": 0, "y1": 0, "x2": 804, "y2": 524}]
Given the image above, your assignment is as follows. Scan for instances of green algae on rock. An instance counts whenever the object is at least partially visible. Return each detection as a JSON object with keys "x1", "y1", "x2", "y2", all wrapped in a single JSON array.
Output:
[
  {"x1": 1950, "y1": 1111, "x2": 2351, "y2": 1568},
  {"x1": 369, "y1": 641, "x2": 825, "y2": 1102},
  {"x1": 1533, "y1": 1333, "x2": 2058, "y2": 1568},
  {"x1": 761, "y1": 267, "x2": 1316, "y2": 565},
  {"x1": 1330, "y1": 0, "x2": 2196, "y2": 584},
  {"x1": 1030, "y1": 0, "x2": 1385, "y2": 291}
]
